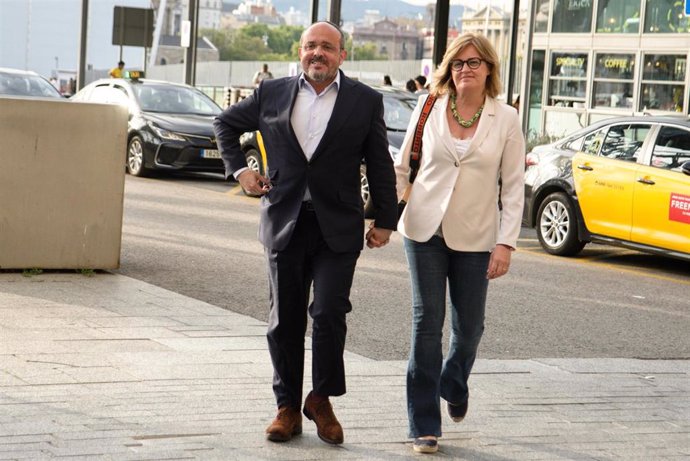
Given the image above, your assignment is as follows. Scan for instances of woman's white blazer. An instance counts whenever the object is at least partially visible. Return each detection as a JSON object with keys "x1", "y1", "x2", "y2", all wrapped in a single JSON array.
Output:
[{"x1": 395, "y1": 93, "x2": 525, "y2": 252}]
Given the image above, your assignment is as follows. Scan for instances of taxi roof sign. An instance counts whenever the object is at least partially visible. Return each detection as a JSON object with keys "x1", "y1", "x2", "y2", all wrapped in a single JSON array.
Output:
[{"x1": 124, "y1": 70, "x2": 144, "y2": 80}]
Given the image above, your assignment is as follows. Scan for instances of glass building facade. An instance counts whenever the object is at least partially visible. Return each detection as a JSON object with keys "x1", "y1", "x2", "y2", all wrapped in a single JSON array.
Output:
[{"x1": 526, "y1": 0, "x2": 690, "y2": 139}]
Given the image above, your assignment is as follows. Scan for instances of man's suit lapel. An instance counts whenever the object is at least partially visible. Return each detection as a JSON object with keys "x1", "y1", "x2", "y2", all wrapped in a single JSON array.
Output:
[
  {"x1": 277, "y1": 77, "x2": 305, "y2": 158},
  {"x1": 310, "y1": 72, "x2": 358, "y2": 162}
]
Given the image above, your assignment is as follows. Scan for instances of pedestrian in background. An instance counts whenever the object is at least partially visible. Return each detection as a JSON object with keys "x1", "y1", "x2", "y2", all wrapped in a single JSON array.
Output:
[
  {"x1": 405, "y1": 79, "x2": 417, "y2": 93},
  {"x1": 109, "y1": 61, "x2": 125, "y2": 78},
  {"x1": 383, "y1": 75, "x2": 393, "y2": 86},
  {"x1": 253, "y1": 63, "x2": 274, "y2": 87},
  {"x1": 395, "y1": 32, "x2": 525, "y2": 454},
  {"x1": 414, "y1": 75, "x2": 428, "y2": 94},
  {"x1": 512, "y1": 94, "x2": 520, "y2": 112},
  {"x1": 213, "y1": 21, "x2": 398, "y2": 447}
]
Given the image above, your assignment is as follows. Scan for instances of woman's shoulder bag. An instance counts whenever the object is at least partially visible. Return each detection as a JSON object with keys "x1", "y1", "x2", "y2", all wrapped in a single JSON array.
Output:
[{"x1": 398, "y1": 94, "x2": 437, "y2": 217}]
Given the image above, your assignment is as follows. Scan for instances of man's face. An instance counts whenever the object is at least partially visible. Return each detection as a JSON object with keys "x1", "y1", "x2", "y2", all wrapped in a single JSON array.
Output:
[{"x1": 298, "y1": 23, "x2": 346, "y2": 86}]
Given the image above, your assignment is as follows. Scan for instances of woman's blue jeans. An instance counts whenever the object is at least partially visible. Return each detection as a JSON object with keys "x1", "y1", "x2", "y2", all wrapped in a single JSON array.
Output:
[{"x1": 404, "y1": 236, "x2": 490, "y2": 438}]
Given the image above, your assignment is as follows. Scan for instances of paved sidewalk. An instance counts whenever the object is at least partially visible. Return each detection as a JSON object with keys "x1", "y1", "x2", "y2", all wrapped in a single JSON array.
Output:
[{"x1": 0, "y1": 272, "x2": 688, "y2": 460}]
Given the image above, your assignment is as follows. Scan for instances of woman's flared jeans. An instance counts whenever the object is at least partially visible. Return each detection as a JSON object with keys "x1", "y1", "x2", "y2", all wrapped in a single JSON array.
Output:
[{"x1": 404, "y1": 236, "x2": 490, "y2": 438}]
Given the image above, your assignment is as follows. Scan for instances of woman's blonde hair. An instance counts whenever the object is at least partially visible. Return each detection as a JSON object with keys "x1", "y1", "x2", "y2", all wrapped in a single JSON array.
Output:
[{"x1": 430, "y1": 32, "x2": 501, "y2": 98}]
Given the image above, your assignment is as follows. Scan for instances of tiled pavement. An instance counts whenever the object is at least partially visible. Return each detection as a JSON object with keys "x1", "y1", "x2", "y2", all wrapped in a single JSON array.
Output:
[{"x1": 0, "y1": 273, "x2": 688, "y2": 460}]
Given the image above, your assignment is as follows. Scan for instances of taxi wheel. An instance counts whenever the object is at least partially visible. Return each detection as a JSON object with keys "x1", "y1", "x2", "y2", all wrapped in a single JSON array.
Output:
[
  {"x1": 127, "y1": 136, "x2": 150, "y2": 177},
  {"x1": 536, "y1": 192, "x2": 585, "y2": 256},
  {"x1": 241, "y1": 148, "x2": 263, "y2": 197},
  {"x1": 361, "y1": 165, "x2": 374, "y2": 218}
]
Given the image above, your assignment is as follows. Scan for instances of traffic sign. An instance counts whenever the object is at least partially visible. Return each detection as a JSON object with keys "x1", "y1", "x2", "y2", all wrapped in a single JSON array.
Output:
[{"x1": 112, "y1": 6, "x2": 154, "y2": 48}]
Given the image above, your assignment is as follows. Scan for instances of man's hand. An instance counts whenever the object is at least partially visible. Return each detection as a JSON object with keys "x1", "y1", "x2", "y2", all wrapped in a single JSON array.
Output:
[
  {"x1": 237, "y1": 169, "x2": 270, "y2": 196},
  {"x1": 365, "y1": 224, "x2": 392, "y2": 249}
]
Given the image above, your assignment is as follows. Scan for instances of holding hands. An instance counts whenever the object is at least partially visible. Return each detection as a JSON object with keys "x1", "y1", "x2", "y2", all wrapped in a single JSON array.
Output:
[{"x1": 366, "y1": 221, "x2": 392, "y2": 249}]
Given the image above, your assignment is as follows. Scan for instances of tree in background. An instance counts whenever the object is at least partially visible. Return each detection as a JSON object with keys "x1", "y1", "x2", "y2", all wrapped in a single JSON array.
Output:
[
  {"x1": 344, "y1": 36, "x2": 386, "y2": 61},
  {"x1": 204, "y1": 25, "x2": 386, "y2": 62},
  {"x1": 202, "y1": 25, "x2": 304, "y2": 61}
]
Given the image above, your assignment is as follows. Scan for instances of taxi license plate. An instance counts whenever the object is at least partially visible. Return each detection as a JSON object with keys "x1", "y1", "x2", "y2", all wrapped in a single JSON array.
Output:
[{"x1": 202, "y1": 149, "x2": 221, "y2": 159}]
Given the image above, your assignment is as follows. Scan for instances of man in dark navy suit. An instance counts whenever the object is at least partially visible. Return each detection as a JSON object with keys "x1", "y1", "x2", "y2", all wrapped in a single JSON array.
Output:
[{"x1": 213, "y1": 21, "x2": 398, "y2": 445}]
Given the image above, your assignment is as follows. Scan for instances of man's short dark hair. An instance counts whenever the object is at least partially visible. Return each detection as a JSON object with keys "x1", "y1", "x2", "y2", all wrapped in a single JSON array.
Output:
[
  {"x1": 118, "y1": 61, "x2": 125, "y2": 66},
  {"x1": 414, "y1": 75, "x2": 426, "y2": 86}
]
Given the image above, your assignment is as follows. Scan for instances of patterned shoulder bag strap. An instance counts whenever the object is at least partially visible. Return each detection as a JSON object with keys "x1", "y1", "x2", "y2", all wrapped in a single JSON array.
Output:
[
  {"x1": 399, "y1": 94, "x2": 437, "y2": 212},
  {"x1": 408, "y1": 94, "x2": 437, "y2": 184}
]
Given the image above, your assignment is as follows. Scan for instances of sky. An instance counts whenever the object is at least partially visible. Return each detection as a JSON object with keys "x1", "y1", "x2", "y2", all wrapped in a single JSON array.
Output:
[
  {"x1": 402, "y1": 0, "x2": 515, "y2": 7},
  {"x1": 0, "y1": 0, "x2": 151, "y2": 78},
  {"x1": 0, "y1": 0, "x2": 519, "y2": 78}
]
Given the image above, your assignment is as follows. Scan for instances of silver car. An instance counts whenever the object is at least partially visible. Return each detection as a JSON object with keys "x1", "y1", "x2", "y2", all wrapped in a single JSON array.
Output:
[{"x1": 0, "y1": 67, "x2": 62, "y2": 98}]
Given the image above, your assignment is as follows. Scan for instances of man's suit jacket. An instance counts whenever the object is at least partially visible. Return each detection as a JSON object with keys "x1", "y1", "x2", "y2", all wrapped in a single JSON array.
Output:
[
  {"x1": 395, "y1": 94, "x2": 525, "y2": 252},
  {"x1": 214, "y1": 72, "x2": 398, "y2": 253}
]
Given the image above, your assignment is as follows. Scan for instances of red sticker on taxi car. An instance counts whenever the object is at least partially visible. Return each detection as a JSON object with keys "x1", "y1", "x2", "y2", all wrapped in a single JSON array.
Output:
[{"x1": 669, "y1": 193, "x2": 690, "y2": 224}]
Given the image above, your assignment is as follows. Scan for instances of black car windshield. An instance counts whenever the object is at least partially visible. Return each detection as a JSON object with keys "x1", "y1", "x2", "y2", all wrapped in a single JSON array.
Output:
[
  {"x1": 0, "y1": 71, "x2": 62, "y2": 98},
  {"x1": 133, "y1": 83, "x2": 222, "y2": 116},
  {"x1": 383, "y1": 95, "x2": 416, "y2": 131}
]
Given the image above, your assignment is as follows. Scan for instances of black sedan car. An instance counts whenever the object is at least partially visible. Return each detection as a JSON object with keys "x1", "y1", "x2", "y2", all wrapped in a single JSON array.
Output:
[
  {"x1": 523, "y1": 115, "x2": 690, "y2": 261},
  {"x1": 239, "y1": 85, "x2": 418, "y2": 216},
  {"x1": 71, "y1": 74, "x2": 223, "y2": 177}
]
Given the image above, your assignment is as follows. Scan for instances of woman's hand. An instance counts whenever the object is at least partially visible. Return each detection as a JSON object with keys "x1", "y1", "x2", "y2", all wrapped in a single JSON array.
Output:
[
  {"x1": 365, "y1": 221, "x2": 392, "y2": 249},
  {"x1": 486, "y1": 244, "x2": 513, "y2": 279}
]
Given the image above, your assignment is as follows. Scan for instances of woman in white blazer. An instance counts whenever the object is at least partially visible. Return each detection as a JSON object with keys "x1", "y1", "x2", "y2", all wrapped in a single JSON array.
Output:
[{"x1": 395, "y1": 33, "x2": 525, "y2": 454}]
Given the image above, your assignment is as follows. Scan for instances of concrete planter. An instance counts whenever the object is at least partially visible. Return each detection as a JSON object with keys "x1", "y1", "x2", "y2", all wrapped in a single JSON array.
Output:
[{"x1": 0, "y1": 97, "x2": 128, "y2": 269}]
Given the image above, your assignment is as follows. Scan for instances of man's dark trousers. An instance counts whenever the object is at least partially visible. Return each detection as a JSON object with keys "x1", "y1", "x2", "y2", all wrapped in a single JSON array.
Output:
[{"x1": 266, "y1": 203, "x2": 360, "y2": 409}]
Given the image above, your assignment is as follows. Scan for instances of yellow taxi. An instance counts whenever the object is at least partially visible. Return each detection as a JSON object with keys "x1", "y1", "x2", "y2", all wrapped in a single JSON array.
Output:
[{"x1": 523, "y1": 116, "x2": 690, "y2": 261}]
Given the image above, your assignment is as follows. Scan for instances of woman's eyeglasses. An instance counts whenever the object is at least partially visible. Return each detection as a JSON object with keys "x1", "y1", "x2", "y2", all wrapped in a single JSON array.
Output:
[{"x1": 450, "y1": 58, "x2": 484, "y2": 71}]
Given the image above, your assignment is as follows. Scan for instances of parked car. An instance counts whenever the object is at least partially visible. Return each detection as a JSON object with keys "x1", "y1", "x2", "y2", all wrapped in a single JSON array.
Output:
[
  {"x1": 239, "y1": 85, "x2": 418, "y2": 216},
  {"x1": 71, "y1": 73, "x2": 223, "y2": 177},
  {"x1": 523, "y1": 115, "x2": 690, "y2": 261},
  {"x1": 0, "y1": 67, "x2": 62, "y2": 98}
]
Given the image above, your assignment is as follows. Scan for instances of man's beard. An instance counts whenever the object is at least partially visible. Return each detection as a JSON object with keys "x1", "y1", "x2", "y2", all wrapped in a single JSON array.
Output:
[
  {"x1": 307, "y1": 69, "x2": 333, "y2": 82},
  {"x1": 305, "y1": 57, "x2": 335, "y2": 82}
]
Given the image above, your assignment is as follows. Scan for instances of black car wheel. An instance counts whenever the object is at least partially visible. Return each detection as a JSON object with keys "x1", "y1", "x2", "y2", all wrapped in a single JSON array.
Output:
[
  {"x1": 536, "y1": 192, "x2": 586, "y2": 256},
  {"x1": 242, "y1": 148, "x2": 264, "y2": 197},
  {"x1": 127, "y1": 136, "x2": 150, "y2": 177},
  {"x1": 360, "y1": 164, "x2": 374, "y2": 218}
]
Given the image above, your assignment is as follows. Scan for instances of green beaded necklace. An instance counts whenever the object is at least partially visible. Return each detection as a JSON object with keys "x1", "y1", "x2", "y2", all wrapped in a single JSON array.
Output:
[{"x1": 450, "y1": 93, "x2": 484, "y2": 128}]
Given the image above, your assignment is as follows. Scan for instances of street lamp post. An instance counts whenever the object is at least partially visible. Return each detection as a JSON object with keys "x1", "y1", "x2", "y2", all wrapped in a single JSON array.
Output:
[
  {"x1": 77, "y1": 0, "x2": 89, "y2": 91},
  {"x1": 25, "y1": 0, "x2": 32, "y2": 70}
]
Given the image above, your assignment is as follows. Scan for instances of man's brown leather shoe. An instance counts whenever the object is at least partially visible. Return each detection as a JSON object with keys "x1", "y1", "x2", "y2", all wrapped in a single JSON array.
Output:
[
  {"x1": 265, "y1": 406, "x2": 302, "y2": 442},
  {"x1": 302, "y1": 391, "x2": 344, "y2": 445}
]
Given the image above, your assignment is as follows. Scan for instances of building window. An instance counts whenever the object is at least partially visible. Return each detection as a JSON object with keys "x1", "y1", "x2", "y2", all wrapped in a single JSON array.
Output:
[
  {"x1": 644, "y1": 0, "x2": 690, "y2": 33},
  {"x1": 640, "y1": 54, "x2": 686, "y2": 112},
  {"x1": 548, "y1": 52, "x2": 588, "y2": 107},
  {"x1": 528, "y1": 50, "x2": 546, "y2": 137},
  {"x1": 596, "y1": 0, "x2": 641, "y2": 33},
  {"x1": 552, "y1": 0, "x2": 593, "y2": 33},
  {"x1": 592, "y1": 53, "x2": 635, "y2": 109},
  {"x1": 534, "y1": 0, "x2": 550, "y2": 33}
]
